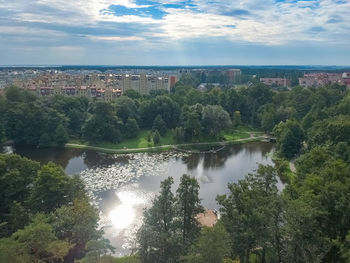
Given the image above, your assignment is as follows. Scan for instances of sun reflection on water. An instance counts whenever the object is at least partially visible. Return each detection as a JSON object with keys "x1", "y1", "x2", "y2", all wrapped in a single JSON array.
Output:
[{"x1": 108, "y1": 191, "x2": 145, "y2": 230}]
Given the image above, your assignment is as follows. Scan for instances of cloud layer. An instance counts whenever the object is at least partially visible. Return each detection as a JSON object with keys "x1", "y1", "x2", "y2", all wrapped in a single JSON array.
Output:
[{"x1": 0, "y1": 0, "x2": 349, "y2": 65}]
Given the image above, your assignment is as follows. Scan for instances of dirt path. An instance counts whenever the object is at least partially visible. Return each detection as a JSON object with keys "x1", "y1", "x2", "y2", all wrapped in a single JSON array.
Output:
[{"x1": 289, "y1": 160, "x2": 296, "y2": 173}]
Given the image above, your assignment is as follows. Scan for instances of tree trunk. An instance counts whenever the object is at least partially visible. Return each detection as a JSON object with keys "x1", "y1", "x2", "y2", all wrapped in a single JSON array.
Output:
[
  {"x1": 245, "y1": 249, "x2": 250, "y2": 263},
  {"x1": 261, "y1": 248, "x2": 266, "y2": 263}
]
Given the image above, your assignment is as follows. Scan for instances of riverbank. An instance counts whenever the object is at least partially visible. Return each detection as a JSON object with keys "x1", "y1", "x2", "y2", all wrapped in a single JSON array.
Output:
[
  {"x1": 272, "y1": 153, "x2": 296, "y2": 184},
  {"x1": 65, "y1": 136, "x2": 268, "y2": 154},
  {"x1": 64, "y1": 127, "x2": 267, "y2": 154}
]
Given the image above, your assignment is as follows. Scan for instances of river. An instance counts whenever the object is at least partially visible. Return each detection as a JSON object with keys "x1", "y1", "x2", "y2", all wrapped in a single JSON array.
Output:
[{"x1": 3, "y1": 142, "x2": 276, "y2": 256}]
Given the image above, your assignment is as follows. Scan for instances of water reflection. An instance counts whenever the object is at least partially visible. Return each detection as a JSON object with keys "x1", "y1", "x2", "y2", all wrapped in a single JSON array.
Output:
[
  {"x1": 6, "y1": 142, "x2": 276, "y2": 256},
  {"x1": 109, "y1": 192, "x2": 143, "y2": 229},
  {"x1": 11, "y1": 146, "x2": 116, "y2": 174}
]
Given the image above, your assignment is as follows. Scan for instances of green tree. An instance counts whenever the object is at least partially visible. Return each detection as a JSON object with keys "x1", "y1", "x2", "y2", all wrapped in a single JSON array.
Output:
[
  {"x1": 39, "y1": 133, "x2": 52, "y2": 148},
  {"x1": 30, "y1": 162, "x2": 75, "y2": 213},
  {"x1": 0, "y1": 154, "x2": 40, "y2": 231},
  {"x1": 217, "y1": 165, "x2": 282, "y2": 263},
  {"x1": 176, "y1": 174, "x2": 203, "y2": 251},
  {"x1": 261, "y1": 107, "x2": 275, "y2": 132},
  {"x1": 184, "y1": 110, "x2": 201, "y2": 141},
  {"x1": 54, "y1": 123, "x2": 69, "y2": 146},
  {"x1": 137, "y1": 177, "x2": 181, "y2": 263},
  {"x1": 12, "y1": 214, "x2": 57, "y2": 263},
  {"x1": 83, "y1": 102, "x2": 122, "y2": 143},
  {"x1": 46, "y1": 240, "x2": 73, "y2": 263},
  {"x1": 80, "y1": 239, "x2": 114, "y2": 263},
  {"x1": 124, "y1": 118, "x2": 139, "y2": 139},
  {"x1": 173, "y1": 126, "x2": 185, "y2": 143},
  {"x1": 123, "y1": 89, "x2": 142, "y2": 99},
  {"x1": 152, "y1": 115, "x2": 167, "y2": 136},
  {"x1": 273, "y1": 120, "x2": 304, "y2": 158},
  {"x1": 3, "y1": 201, "x2": 30, "y2": 237},
  {"x1": 338, "y1": 231, "x2": 350, "y2": 262},
  {"x1": 152, "y1": 130, "x2": 160, "y2": 145},
  {"x1": 0, "y1": 237, "x2": 30, "y2": 263},
  {"x1": 287, "y1": 86, "x2": 316, "y2": 119},
  {"x1": 282, "y1": 198, "x2": 331, "y2": 263},
  {"x1": 232, "y1": 110, "x2": 242, "y2": 127},
  {"x1": 147, "y1": 132, "x2": 152, "y2": 142},
  {"x1": 115, "y1": 96, "x2": 139, "y2": 123},
  {"x1": 201, "y1": 105, "x2": 231, "y2": 138},
  {"x1": 51, "y1": 95, "x2": 88, "y2": 137},
  {"x1": 282, "y1": 147, "x2": 350, "y2": 263},
  {"x1": 307, "y1": 115, "x2": 350, "y2": 149},
  {"x1": 52, "y1": 198, "x2": 102, "y2": 260},
  {"x1": 246, "y1": 83, "x2": 273, "y2": 125},
  {"x1": 139, "y1": 96, "x2": 180, "y2": 129},
  {"x1": 182, "y1": 223, "x2": 231, "y2": 263}
]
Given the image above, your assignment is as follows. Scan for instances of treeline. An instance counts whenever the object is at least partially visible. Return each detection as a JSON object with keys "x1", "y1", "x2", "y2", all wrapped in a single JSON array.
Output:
[
  {"x1": 0, "y1": 154, "x2": 114, "y2": 263},
  {"x1": 1, "y1": 80, "x2": 347, "y2": 149}
]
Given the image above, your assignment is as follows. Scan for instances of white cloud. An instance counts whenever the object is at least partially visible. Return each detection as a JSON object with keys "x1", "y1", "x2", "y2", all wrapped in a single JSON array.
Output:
[
  {"x1": 87, "y1": 35, "x2": 144, "y2": 41},
  {"x1": 0, "y1": 0, "x2": 350, "y2": 45}
]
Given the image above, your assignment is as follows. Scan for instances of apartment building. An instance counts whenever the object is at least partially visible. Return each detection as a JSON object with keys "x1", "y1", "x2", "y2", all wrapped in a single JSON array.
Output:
[
  {"x1": 27, "y1": 85, "x2": 122, "y2": 100},
  {"x1": 226, "y1": 69, "x2": 242, "y2": 83},
  {"x1": 260, "y1": 78, "x2": 291, "y2": 88},
  {"x1": 21, "y1": 72, "x2": 178, "y2": 100},
  {"x1": 298, "y1": 73, "x2": 342, "y2": 87}
]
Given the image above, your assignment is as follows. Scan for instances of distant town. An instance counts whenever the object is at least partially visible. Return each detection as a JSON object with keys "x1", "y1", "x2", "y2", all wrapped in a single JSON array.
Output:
[{"x1": 1, "y1": 66, "x2": 350, "y2": 101}]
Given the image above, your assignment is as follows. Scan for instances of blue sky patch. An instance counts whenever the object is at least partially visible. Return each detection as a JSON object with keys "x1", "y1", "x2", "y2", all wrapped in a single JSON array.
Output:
[
  {"x1": 108, "y1": 4, "x2": 167, "y2": 20},
  {"x1": 221, "y1": 9, "x2": 250, "y2": 17},
  {"x1": 309, "y1": 26, "x2": 326, "y2": 32}
]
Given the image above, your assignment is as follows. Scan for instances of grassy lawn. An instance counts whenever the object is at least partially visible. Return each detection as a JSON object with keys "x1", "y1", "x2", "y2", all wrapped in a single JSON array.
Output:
[
  {"x1": 224, "y1": 125, "x2": 263, "y2": 141},
  {"x1": 114, "y1": 255, "x2": 140, "y2": 263},
  {"x1": 224, "y1": 131, "x2": 250, "y2": 140},
  {"x1": 69, "y1": 130, "x2": 175, "y2": 150},
  {"x1": 67, "y1": 126, "x2": 264, "y2": 152}
]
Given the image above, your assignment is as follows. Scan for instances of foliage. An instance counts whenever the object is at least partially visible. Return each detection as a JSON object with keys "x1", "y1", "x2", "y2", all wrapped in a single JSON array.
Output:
[
  {"x1": 232, "y1": 111, "x2": 242, "y2": 127},
  {"x1": 282, "y1": 147, "x2": 350, "y2": 262},
  {"x1": 217, "y1": 165, "x2": 282, "y2": 263},
  {"x1": 0, "y1": 154, "x2": 105, "y2": 263},
  {"x1": 115, "y1": 255, "x2": 140, "y2": 263},
  {"x1": 83, "y1": 102, "x2": 122, "y2": 143},
  {"x1": 152, "y1": 114, "x2": 167, "y2": 136},
  {"x1": 54, "y1": 123, "x2": 69, "y2": 146},
  {"x1": 173, "y1": 126, "x2": 185, "y2": 142},
  {"x1": 0, "y1": 237, "x2": 30, "y2": 263},
  {"x1": 137, "y1": 175, "x2": 203, "y2": 263},
  {"x1": 124, "y1": 118, "x2": 140, "y2": 139},
  {"x1": 182, "y1": 105, "x2": 202, "y2": 141},
  {"x1": 1, "y1": 79, "x2": 348, "y2": 149},
  {"x1": 30, "y1": 162, "x2": 78, "y2": 213},
  {"x1": 152, "y1": 130, "x2": 160, "y2": 145},
  {"x1": 80, "y1": 239, "x2": 115, "y2": 263},
  {"x1": 176, "y1": 174, "x2": 204, "y2": 251},
  {"x1": 201, "y1": 105, "x2": 231, "y2": 138},
  {"x1": 273, "y1": 120, "x2": 304, "y2": 158},
  {"x1": 182, "y1": 223, "x2": 231, "y2": 263},
  {"x1": 137, "y1": 177, "x2": 181, "y2": 263},
  {"x1": 12, "y1": 214, "x2": 58, "y2": 262},
  {"x1": 307, "y1": 115, "x2": 350, "y2": 148}
]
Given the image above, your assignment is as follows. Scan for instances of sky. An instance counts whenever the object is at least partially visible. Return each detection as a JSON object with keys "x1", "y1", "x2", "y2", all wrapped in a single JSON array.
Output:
[{"x1": 0, "y1": 0, "x2": 350, "y2": 65}]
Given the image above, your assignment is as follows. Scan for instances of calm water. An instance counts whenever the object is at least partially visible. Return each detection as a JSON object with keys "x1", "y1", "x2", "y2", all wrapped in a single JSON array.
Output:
[{"x1": 4, "y1": 142, "x2": 276, "y2": 256}]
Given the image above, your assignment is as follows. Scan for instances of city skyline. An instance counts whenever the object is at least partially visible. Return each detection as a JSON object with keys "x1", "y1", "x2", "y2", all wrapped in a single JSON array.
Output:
[{"x1": 1, "y1": 0, "x2": 350, "y2": 65}]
